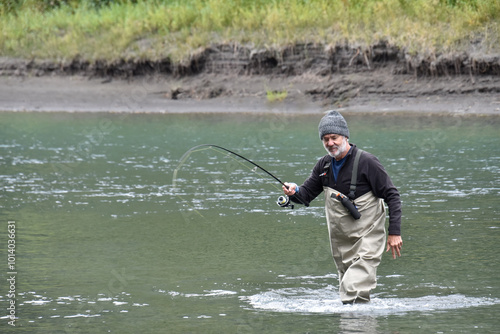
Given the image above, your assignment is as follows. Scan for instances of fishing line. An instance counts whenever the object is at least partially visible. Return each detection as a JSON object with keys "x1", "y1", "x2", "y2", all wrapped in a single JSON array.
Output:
[
  {"x1": 208, "y1": 146, "x2": 283, "y2": 192},
  {"x1": 172, "y1": 144, "x2": 304, "y2": 210}
]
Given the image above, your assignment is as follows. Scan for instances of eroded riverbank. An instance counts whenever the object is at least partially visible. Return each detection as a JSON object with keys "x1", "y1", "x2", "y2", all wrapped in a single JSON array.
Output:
[{"x1": 1, "y1": 43, "x2": 499, "y2": 114}]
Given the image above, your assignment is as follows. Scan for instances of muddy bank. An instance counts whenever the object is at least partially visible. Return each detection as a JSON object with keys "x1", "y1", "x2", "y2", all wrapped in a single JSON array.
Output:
[
  {"x1": 2, "y1": 42, "x2": 500, "y2": 77},
  {"x1": 1, "y1": 42, "x2": 499, "y2": 114}
]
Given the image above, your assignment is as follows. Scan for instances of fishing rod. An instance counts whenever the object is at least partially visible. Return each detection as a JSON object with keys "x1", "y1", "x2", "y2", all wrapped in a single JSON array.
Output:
[{"x1": 172, "y1": 144, "x2": 306, "y2": 209}]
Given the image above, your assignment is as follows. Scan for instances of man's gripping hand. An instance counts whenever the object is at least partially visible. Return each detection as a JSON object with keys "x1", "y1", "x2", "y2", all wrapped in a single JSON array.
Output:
[{"x1": 282, "y1": 182, "x2": 298, "y2": 196}]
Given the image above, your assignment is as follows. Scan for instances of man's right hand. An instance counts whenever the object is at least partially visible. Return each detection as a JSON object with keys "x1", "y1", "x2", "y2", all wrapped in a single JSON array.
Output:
[{"x1": 282, "y1": 182, "x2": 298, "y2": 196}]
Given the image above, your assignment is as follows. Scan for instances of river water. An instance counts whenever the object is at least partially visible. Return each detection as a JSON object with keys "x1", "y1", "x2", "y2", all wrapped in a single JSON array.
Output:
[{"x1": 1, "y1": 111, "x2": 499, "y2": 333}]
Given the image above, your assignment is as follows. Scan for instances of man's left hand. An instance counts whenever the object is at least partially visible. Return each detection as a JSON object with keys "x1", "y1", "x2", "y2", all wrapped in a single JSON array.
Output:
[{"x1": 386, "y1": 235, "x2": 403, "y2": 259}]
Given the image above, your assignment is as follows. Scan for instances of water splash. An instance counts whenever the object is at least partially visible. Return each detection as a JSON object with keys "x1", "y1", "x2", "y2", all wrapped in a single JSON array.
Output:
[{"x1": 242, "y1": 286, "x2": 500, "y2": 315}]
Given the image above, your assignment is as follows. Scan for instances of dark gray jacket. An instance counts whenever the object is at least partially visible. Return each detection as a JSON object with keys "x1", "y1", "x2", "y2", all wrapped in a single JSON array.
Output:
[{"x1": 291, "y1": 144, "x2": 402, "y2": 235}]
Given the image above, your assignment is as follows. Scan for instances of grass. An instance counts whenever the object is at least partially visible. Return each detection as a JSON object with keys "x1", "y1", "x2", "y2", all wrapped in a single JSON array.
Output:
[
  {"x1": 266, "y1": 89, "x2": 288, "y2": 103},
  {"x1": 0, "y1": 0, "x2": 499, "y2": 63}
]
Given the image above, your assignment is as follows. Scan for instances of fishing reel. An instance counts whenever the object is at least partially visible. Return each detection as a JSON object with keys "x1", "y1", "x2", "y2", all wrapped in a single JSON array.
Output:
[{"x1": 277, "y1": 195, "x2": 294, "y2": 209}]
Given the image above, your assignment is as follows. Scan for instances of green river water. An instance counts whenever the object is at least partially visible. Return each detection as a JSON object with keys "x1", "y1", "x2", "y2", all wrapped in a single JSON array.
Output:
[{"x1": 1, "y1": 111, "x2": 499, "y2": 333}]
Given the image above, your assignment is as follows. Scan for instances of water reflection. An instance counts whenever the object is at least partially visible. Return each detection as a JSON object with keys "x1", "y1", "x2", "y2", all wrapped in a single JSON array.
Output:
[{"x1": 339, "y1": 315, "x2": 379, "y2": 334}]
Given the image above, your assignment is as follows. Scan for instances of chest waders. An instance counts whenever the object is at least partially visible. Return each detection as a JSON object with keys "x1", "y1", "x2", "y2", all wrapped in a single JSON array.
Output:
[{"x1": 324, "y1": 150, "x2": 387, "y2": 303}]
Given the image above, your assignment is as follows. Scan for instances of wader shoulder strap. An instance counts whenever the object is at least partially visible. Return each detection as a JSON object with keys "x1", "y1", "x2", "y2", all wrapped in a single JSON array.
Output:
[{"x1": 348, "y1": 149, "x2": 364, "y2": 200}]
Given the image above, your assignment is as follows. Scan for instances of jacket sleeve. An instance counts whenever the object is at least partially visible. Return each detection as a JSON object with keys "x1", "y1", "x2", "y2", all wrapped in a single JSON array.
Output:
[
  {"x1": 290, "y1": 158, "x2": 326, "y2": 207},
  {"x1": 364, "y1": 154, "x2": 402, "y2": 235}
]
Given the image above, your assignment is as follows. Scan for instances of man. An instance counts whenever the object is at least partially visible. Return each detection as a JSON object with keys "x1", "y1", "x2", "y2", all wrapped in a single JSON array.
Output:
[{"x1": 282, "y1": 110, "x2": 403, "y2": 304}]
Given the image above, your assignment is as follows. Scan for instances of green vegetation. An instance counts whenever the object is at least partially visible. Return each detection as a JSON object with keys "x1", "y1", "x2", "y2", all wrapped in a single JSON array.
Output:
[
  {"x1": 266, "y1": 89, "x2": 288, "y2": 103},
  {"x1": 1, "y1": 0, "x2": 499, "y2": 63}
]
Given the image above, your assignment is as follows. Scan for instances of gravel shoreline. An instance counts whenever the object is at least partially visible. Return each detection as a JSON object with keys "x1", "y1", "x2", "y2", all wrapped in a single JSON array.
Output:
[{"x1": 1, "y1": 74, "x2": 499, "y2": 115}]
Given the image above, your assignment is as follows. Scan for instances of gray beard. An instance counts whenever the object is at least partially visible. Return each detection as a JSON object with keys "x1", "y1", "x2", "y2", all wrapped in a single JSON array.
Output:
[{"x1": 325, "y1": 138, "x2": 348, "y2": 158}]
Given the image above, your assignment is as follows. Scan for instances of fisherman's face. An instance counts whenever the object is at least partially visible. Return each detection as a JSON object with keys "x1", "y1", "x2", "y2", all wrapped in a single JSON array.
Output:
[{"x1": 322, "y1": 134, "x2": 348, "y2": 159}]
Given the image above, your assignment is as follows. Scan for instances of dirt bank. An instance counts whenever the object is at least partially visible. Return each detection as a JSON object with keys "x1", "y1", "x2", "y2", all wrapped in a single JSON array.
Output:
[{"x1": 1, "y1": 42, "x2": 499, "y2": 114}]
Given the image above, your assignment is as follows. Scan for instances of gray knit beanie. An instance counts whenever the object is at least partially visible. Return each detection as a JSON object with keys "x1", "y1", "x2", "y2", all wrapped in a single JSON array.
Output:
[{"x1": 318, "y1": 110, "x2": 350, "y2": 139}]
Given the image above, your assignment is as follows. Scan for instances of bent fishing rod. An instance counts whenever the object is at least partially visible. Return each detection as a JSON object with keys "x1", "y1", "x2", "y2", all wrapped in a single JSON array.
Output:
[{"x1": 173, "y1": 144, "x2": 307, "y2": 209}]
